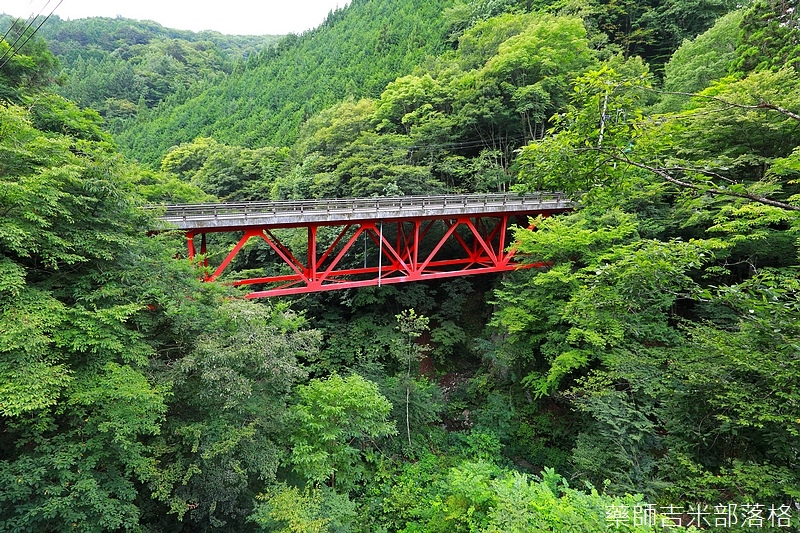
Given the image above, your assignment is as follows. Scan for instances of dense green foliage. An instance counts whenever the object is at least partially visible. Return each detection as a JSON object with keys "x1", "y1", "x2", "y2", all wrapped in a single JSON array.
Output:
[
  {"x1": 0, "y1": 20, "x2": 60, "y2": 103},
  {"x1": 3, "y1": 0, "x2": 800, "y2": 530},
  {"x1": 0, "y1": 28, "x2": 305, "y2": 531},
  {"x1": 114, "y1": 0, "x2": 455, "y2": 166},
  {"x1": 0, "y1": 13, "x2": 278, "y2": 126},
  {"x1": 151, "y1": 9, "x2": 599, "y2": 199},
  {"x1": 502, "y1": 0, "x2": 800, "y2": 510}
]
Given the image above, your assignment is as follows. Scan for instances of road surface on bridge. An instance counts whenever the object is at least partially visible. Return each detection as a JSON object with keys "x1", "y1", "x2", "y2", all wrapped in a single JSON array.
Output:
[{"x1": 154, "y1": 192, "x2": 572, "y2": 230}]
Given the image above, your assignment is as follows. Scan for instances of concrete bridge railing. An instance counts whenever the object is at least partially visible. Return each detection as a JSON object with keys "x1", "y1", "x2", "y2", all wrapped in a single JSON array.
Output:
[{"x1": 149, "y1": 192, "x2": 572, "y2": 230}]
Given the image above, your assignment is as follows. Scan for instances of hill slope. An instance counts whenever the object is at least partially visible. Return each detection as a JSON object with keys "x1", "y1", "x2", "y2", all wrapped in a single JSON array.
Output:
[
  {"x1": 0, "y1": 14, "x2": 279, "y2": 122},
  {"x1": 114, "y1": 0, "x2": 455, "y2": 166}
]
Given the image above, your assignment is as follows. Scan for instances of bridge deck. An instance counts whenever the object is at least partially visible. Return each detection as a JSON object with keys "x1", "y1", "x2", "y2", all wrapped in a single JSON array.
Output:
[{"x1": 153, "y1": 193, "x2": 571, "y2": 230}]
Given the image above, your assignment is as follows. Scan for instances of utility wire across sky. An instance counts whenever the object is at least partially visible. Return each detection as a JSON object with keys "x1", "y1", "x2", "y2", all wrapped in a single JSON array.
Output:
[{"x1": 0, "y1": 0, "x2": 63, "y2": 70}]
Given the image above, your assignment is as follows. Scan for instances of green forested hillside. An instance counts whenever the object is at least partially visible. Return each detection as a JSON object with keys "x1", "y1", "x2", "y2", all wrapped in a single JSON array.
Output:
[
  {"x1": 30, "y1": 14, "x2": 279, "y2": 61},
  {"x1": 114, "y1": 0, "x2": 736, "y2": 168},
  {"x1": 2, "y1": 0, "x2": 800, "y2": 531},
  {"x1": 0, "y1": 14, "x2": 278, "y2": 123},
  {"x1": 115, "y1": 0, "x2": 456, "y2": 166}
]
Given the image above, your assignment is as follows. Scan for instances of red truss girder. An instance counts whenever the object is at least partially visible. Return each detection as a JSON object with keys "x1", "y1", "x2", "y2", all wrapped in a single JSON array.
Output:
[{"x1": 185, "y1": 214, "x2": 550, "y2": 298}]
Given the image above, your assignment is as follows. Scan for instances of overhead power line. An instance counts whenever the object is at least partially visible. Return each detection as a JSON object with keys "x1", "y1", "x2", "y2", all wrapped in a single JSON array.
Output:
[
  {"x1": 0, "y1": 0, "x2": 63, "y2": 71},
  {"x1": 0, "y1": 0, "x2": 50, "y2": 62},
  {"x1": 0, "y1": 0, "x2": 40, "y2": 43}
]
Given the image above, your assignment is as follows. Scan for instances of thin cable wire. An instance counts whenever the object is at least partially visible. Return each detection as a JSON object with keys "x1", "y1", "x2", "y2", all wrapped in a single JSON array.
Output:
[
  {"x1": 0, "y1": 0, "x2": 54, "y2": 65},
  {"x1": 0, "y1": 0, "x2": 41, "y2": 43},
  {"x1": 0, "y1": 17, "x2": 26, "y2": 45},
  {"x1": 0, "y1": 0, "x2": 50, "y2": 63},
  {"x1": 0, "y1": 0, "x2": 61, "y2": 71}
]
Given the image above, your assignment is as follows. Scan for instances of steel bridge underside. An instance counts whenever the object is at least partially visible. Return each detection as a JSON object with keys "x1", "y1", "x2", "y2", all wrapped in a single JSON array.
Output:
[{"x1": 159, "y1": 194, "x2": 570, "y2": 298}]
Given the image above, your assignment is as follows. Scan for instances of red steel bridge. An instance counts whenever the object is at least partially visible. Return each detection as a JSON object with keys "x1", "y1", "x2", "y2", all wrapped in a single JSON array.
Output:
[{"x1": 155, "y1": 193, "x2": 571, "y2": 298}]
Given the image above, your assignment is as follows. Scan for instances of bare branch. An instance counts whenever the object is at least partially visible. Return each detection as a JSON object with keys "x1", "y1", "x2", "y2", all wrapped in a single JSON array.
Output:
[
  {"x1": 754, "y1": 101, "x2": 800, "y2": 122},
  {"x1": 648, "y1": 88, "x2": 800, "y2": 122},
  {"x1": 586, "y1": 147, "x2": 800, "y2": 212}
]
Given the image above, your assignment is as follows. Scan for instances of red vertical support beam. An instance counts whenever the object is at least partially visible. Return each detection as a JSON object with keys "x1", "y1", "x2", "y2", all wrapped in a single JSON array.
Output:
[
  {"x1": 200, "y1": 232, "x2": 208, "y2": 268},
  {"x1": 498, "y1": 214, "x2": 510, "y2": 265},
  {"x1": 186, "y1": 231, "x2": 196, "y2": 260},
  {"x1": 396, "y1": 221, "x2": 403, "y2": 266},
  {"x1": 411, "y1": 219, "x2": 420, "y2": 279},
  {"x1": 377, "y1": 221, "x2": 383, "y2": 286},
  {"x1": 307, "y1": 224, "x2": 317, "y2": 284},
  {"x1": 472, "y1": 217, "x2": 481, "y2": 258}
]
